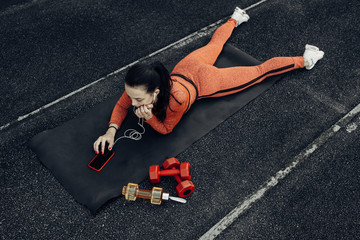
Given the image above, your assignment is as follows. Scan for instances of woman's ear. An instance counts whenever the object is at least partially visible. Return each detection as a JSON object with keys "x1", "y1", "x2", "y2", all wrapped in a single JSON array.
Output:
[{"x1": 154, "y1": 88, "x2": 160, "y2": 95}]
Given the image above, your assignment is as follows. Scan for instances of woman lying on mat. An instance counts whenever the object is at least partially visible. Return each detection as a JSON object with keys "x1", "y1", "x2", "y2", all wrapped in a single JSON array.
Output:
[{"x1": 93, "y1": 7, "x2": 324, "y2": 154}]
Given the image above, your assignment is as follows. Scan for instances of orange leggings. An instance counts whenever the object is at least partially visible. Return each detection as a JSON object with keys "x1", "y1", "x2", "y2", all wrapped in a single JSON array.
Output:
[{"x1": 172, "y1": 18, "x2": 305, "y2": 99}]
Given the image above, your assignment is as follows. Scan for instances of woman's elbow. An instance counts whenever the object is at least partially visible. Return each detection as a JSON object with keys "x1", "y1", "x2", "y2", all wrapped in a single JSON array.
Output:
[
  {"x1": 159, "y1": 130, "x2": 172, "y2": 135},
  {"x1": 158, "y1": 127, "x2": 174, "y2": 135}
]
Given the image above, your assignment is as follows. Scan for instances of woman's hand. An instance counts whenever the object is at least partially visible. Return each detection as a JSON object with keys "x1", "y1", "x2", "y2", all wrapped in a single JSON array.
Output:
[
  {"x1": 135, "y1": 104, "x2": 153, "y2": 120},
  {"x1": 93, "y1": 127, "x2": 117, "y2": 154}
]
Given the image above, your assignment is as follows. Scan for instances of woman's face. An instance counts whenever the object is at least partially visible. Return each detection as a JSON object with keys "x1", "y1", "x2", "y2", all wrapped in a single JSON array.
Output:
[{"x1": 125, "y1": 84, "x2": 159, "y2": 108}]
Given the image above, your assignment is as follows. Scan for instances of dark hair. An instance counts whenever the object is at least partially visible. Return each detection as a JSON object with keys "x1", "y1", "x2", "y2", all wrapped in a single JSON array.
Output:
[{"x1": 125, "y1": 61, "x2": 180, "y2": 122}]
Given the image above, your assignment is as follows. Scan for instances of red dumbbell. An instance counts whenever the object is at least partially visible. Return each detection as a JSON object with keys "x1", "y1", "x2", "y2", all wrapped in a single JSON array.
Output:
[
  {"x1": 162, "y1": 158, "x2": 195, "y2": 198},
  {"x1": 149, "y1": 160, "x2": 191, "y2": 183}
]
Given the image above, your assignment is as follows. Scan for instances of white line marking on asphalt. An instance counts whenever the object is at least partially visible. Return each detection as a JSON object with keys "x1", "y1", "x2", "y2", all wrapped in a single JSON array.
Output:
[
  {"x1": 0, "y1": 76, "x2": 106, "y2": 131},
  {"x1": 0, "y1": 0, "x2": 267, "y2": 132},
  {"x1": 0, "y1": 0, "x2": 48, "y2": 17},
  {"x1": 174, "y1": 0, "x2": 270, "y2": 48},
  {"x1": 199, "y1": 102, "x2": 360, "y2": 240},
  {"x1": 244, "y1": 0, "x2": 269, "y2": 10}
]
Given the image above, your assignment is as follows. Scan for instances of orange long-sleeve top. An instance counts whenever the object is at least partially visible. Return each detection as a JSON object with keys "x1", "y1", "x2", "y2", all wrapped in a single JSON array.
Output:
[{"x1": 109, "y1": 79, "x2": 193, "y2": 135}]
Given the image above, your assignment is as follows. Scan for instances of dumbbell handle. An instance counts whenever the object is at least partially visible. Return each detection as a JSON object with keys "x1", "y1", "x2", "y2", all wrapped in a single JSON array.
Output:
[
  {"x1": 174, "y1": 175, "x2": 182, "y2": 184},
  {"x1": 159, "y1": 169, "x2": 180, "y2": 176},
  {"x1": 135, "y1": 189, "x2": 152, "y2": 200}
]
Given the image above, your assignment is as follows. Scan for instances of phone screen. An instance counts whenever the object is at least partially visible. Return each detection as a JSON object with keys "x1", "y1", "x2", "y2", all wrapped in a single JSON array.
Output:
[{"x1": 88, "y1": 149, "x2": 115, "y2": 171}]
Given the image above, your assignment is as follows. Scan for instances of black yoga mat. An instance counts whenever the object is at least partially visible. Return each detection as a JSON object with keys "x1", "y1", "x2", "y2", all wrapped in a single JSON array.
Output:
[{"x1": 29, "y1": 44, "x2": 283, "y2": 213}]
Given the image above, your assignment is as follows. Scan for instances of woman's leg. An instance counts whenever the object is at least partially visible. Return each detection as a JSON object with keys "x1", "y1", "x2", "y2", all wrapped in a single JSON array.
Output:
[
  {"x1": 196, "y1": 56, "x2": 305, "y2": 98},
  {"x1": 187, "y1": 18, "x2": 237, "y2": 65},
  {"x1": 172, "y1": 18, "x2": 237, "y2": 74}
]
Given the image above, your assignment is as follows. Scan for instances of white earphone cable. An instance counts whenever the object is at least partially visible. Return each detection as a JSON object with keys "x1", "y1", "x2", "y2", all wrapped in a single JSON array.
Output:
[
  {"x1": 112, "y1": 107, "x2": 146, "y2": 146},
  {"x1": 112, "y1": 91, "x2": 158, "y2": 146}
]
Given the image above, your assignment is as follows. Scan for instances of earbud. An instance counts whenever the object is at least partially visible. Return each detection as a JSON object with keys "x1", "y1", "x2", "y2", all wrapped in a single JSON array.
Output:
[{"x1": 151, "y1": 92, "x2": 157, "y2": 104}]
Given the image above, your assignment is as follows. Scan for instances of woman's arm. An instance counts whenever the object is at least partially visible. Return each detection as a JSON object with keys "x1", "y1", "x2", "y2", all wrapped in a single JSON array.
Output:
[
  {"x1": 109, "y1": 92, "x2": 132, "y2": 127},
  {"x1": 93, "y1": 92, "x2": 132, "y2": 153},
  {"x1": 145, "y1": 93, "x2": 188, "y2": 135}
]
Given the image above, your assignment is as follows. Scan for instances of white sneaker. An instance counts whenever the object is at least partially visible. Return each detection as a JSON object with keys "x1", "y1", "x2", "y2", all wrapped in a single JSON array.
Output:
[
  {"x1": 231, "y1": 7, "x2": 250, "y2": 27},
  {"x1": 303, "y1": 44, "x2": 324, "y2": 70}
]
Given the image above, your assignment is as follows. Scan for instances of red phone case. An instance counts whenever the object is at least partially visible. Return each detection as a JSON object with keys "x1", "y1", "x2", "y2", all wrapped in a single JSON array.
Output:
[{"x1": 88, "y1": 151, "x2": 115, "y2": 171}]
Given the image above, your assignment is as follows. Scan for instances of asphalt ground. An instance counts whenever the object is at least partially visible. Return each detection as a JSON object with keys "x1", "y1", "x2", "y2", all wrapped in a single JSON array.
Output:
[{"x1": 1, "y1": 0, "x2": 360, "y2": 239}]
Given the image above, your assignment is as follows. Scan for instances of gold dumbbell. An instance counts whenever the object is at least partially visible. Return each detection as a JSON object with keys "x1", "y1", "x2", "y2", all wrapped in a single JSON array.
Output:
[{"x1": 122, "y1": 183, "x2": 186, "y2": 205}]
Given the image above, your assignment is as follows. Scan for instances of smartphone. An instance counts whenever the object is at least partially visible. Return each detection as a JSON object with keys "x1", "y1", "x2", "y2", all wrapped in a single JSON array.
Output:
[{"x1": 88, "y1": 144, "x2": 115, "y2": 171}]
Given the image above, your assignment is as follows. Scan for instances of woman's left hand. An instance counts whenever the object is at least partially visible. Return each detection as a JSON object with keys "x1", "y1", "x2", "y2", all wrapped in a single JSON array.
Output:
[{"x1": 135, "y1": 104, "x2": 153, "y2": 120}]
